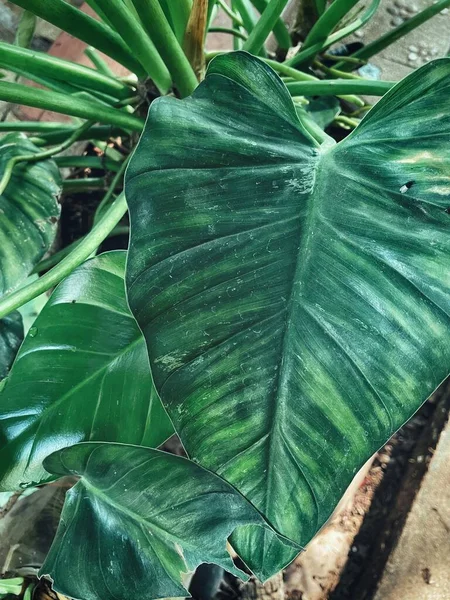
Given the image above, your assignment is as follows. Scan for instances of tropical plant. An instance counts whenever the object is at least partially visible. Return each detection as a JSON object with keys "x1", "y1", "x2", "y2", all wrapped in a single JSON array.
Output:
[{"x1": 0, "y1": 1, "x2": 449, "y2": 599}]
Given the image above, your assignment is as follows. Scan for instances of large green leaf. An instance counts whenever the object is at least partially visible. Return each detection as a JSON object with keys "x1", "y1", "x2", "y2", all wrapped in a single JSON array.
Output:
[
  {"x1": 0, "y1": 134, "x2": 61, "y2": 296},
  {"x1": 0, "y1": 251, "x2": 173, "y2": 491},
  {"x1": 0, "y1": 312, "x2": 23, "y2": 380},
  {"x1": 40, "y1": 442, "x2": 291, "y2": 600},
  {"x1": 126, "y1": 52, "x2": 450, "y2": 578}
]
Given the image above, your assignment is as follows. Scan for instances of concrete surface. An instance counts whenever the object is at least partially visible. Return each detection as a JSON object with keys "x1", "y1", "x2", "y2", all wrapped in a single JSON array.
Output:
[
  {"x1": 349, "y1": 0, "x2": 450, "y2": 81},
  {"x1": 373, "y1": 415, "x2": 450, "y2": 600}
]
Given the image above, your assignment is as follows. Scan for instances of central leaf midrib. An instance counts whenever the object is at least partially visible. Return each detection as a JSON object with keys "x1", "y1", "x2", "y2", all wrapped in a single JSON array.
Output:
[{"x1": 262, "y1": 148, "x2": 325, "y2": 525}]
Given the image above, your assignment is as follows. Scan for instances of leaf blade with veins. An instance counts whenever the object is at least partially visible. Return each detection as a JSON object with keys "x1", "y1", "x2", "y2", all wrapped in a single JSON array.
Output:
[
  {"x1": 40, "y1": 442, "x2": 294, "y2": 600},
  {"x1": 0, "y1": 251, "x2": 173, "y2": 491},
  {"x1": 126, "y1": 52, "x2": 450, "y2": 578}
]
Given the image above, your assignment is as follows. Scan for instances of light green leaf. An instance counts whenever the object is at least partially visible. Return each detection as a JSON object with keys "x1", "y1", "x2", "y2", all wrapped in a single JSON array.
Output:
[
  {"x1": 0, "y1": 251, "x2": 173, "y2": 491},
  {"x1": 0, "y1": 134, "x2": 61, "y2": 297},
  {"x1": 40, "y1": 442, "x2": 291, "y2": 600},
  {"x1": 0, "y1": 312, "x2": 23, "y2": 380},
  {"x1": 126, "y1": 51, "x2": 450, "y2": 578}
]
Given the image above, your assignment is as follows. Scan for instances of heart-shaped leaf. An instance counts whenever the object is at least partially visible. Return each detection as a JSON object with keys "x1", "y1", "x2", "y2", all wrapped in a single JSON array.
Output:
[
  {"x1": 40, "y1": 442, "x2": 291, "y2": 600},
  {"x1": 0, "y1": 251, "x2": 173, "y2": 491},
  {"x1": 0, "y1": 134, "x2": 61, "y2": 296},
  {"x1": 126, "y1": 52, "x2": 450, "y2": 578},
  {"x1": 0, "y1": 312, "x2": 23, "y2": 380}
]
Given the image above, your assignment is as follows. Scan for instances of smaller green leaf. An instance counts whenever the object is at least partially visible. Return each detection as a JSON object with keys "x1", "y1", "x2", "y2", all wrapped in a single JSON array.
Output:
[
  {"x1": 0, "y1": 251, "x2": 173, "y2": 491},
  {"x1": 0, "y1": 134, "x2": 61, "y2": 296},
  {"x1": 0, "y1": 312, "x2": 23, "y2": 381},
  {"x1": 305, "y1": 96, "x2": 340, "y2": 129},
  {"x1": 41, "y1": 443, "x2": 293, "y2": 600},
  {"x1": 14, "y1": 10, "x2": 36, "y2": 48}
]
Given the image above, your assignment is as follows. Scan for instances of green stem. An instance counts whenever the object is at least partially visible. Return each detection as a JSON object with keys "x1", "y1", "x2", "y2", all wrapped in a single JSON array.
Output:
[
  {"x1": 345, "y1": 0, "x2": 450, "y2": 67},
  {"x1": 249, "y1": 0, "x2": 291, "y2": 49},
  {"x1": 285, "y1": 0, "x2": 380, "y2": 68},
  {"x1": 295, "y1": 106, "x2": 331, "y2": 146},
  {"x1": 8, "y1": 0, "x2": 144, "y2": 77},
  {"x1": 31, "y1": 126, "x2": 124, "y2": 146},
  {"x1": 63, "y1": 177, "x2": 109, "y2": 193},
  {"x1": 161, "y1": 0, "x2": 193, "y2": 42},
  {"x1": 217, "y1": 0, "x2": 245, "y2": 25},
  {"x1": 84, "y1": 47, "x2": 115, "y2": 77},
  {"x1": 94, "y1": 156, "x2": 130, "y2": 223},
  {"x1": 0, "y1": 193, "x2": 127, "y2": 319},
  {"x1": 242, "y1": 0, "x2": 289, "y2": 54},
  {"x1": 0, "y1": 81, "x2": 144, "y2": 131},
  {"x1": 32, "y1": 225, "x2": 129, "y2": 274},
  {"x1": 84, "y1": 0, "x2": 116, "y2": 27},
  {"x1": 205, "y1": 51, "x2": 364, "y2": 105},
  {"x1": 286, "y1": 79, "x2": 394, "y2": 97},
  {"x1": 314, "y1": 60, "x2": 362, "y2": 79},
  {"x1": 121, "y1": 0, "x2": 142, "y2": 22},
  {"x1": 54, "y1": 155, "x2": 122, "y2": 171},
  {"x1": 5, "y1": 66, "x2": 80, "y2": 96},
  {"x1": 0, "y1": 121, "x2": 95, "y2": 197},
  {"x1": 302, "y1": 0, "x2": 359, "y2": 48},
  {"x1": 314, "y1": 0, "x2": 327, "y2": 15},
  {"x1": 322, "y1": 53, "x2": 364, "y2": 65},
  {"x1": 334, "y1": 115, "x2": 360, "y2": 128},
  {"x1": 129, "y1": 0, "x2": 198, "y2": 97},
  {"x1": 0, "y1": 121, "x2": 74, "y2": 133},
  {"x1": 208, "y1": 27, "x2": 248, "y2": 40},
  {"x1": 0, "y1": 42, "x2": 131, "y2": 100},
  {"x1": 91, "y1": 0, "x2": 171, "y2": 92},
  {"x1": 263, "y1": 57, "x2": 320, "y2": 81},
  {"x1": 233, "y1": 0, "x2": 258, "y2": 32},
  {"x1": 254, "y1": 57, "x2": 364, "y2": 105}
]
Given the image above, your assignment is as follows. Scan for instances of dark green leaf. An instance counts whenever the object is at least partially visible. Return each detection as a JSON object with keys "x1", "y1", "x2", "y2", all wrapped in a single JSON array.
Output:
[
  {"x1": 305, "y1": 96, "x2": 340, "y2": 129},
  {"x1": 126, "y1": 52, "x2": 450, "y2": 578},
  {"x1": 0, "y1": 312, "x2": 23, "y2": 380},
  {"x1": 0, "y1": 251, "x2": 173, "y2": 491},
  {"x1": 40, "y1": 442, "x2": 290, "y2": 600},
  {"x1": 0, "y1": 134, "x2": 61, "y2": 296}
]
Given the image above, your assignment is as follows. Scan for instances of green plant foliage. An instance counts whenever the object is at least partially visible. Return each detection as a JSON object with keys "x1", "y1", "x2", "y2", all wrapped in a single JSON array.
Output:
[
  {"x1": 126, "y1": 51, "x2": 450, "y2": 579},
  {"x1": 0, "y1": 312, "x2": 23, "y2": 380},
  {"x1": 40, "y1": 442, "x2": 291, "y2": 600},
  {"x1": 305, "y1": 96, "x2": 340, "y2": 129},
  {"x1": 0, "y1": 251, "x2": 173, "y2": 491},
  {"x1": 0, "y1": 134, "x2": 61, "y2": 296},
  {"x1": 0, "y1": 577, "x2": 23, "y2": 596}
]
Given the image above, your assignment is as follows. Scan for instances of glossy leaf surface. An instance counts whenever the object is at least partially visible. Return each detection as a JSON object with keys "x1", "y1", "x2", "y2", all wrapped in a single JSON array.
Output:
[
  {"x1": 0, "y1": 251, "x2": 173, "y2": 491},
  {"x1": 126, "y1": 52, "x2": 450, "y2": 578},
  {"x1": 0, "y1": 134, "x2": 61, "y2": 296},
  {"x1": 40, "y1": 442, "x2": 286, "y2": 600},
  {"x1": 0, "y1": 312, "x2": 23, "y2": 380}
]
